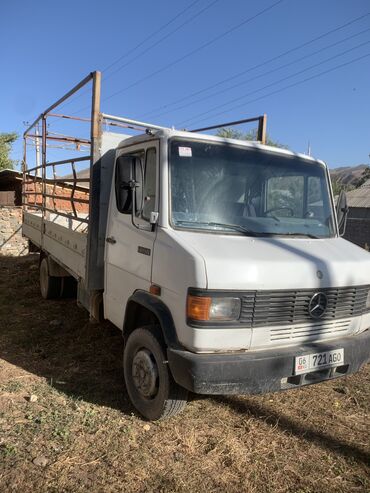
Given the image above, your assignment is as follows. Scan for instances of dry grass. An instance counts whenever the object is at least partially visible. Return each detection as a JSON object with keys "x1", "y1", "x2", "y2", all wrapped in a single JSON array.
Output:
[{"x1": 0, "y1": 254, "x2": 369, "y2": 493}]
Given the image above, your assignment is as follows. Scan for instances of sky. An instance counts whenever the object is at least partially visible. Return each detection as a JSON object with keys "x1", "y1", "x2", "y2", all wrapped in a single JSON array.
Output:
[{"x1": 1, "y1": 0, "x2": 369, "y2": 169}]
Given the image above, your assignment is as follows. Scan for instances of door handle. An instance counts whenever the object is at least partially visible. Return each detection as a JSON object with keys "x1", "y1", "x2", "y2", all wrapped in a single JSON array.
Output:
[{"x1": 106, "y1": 236, "x2": 116, "y2": 244}]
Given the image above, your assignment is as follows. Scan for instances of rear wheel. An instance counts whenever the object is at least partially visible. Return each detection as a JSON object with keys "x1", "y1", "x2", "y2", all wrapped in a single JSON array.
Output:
[
  {"x1": 60, "y1": 276, "x2": 77, "y2": 298},
  {"x1": 39, "y1": 257, "x2": 61, "y2": 299},
  {"x1": 123, "y1": 326, "x2": 188, "y2": 420}
]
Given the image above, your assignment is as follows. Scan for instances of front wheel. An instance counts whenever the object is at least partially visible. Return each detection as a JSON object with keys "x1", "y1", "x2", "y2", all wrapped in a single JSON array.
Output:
[{"x1": 123, "y1": 326, "x2": 188, "y2": 420}]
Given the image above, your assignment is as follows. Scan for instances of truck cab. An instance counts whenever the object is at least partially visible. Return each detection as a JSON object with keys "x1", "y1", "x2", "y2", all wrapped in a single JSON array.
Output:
[
  {"x1": 102, "y1": 128, "x2": 370, "y2": 418},
  {"x1": 22, "y1": 72, "x2": 370, "y2": 420}
]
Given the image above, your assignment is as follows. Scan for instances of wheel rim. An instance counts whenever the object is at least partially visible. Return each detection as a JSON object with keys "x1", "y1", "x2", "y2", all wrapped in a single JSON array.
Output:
[{"x1": 132, "y1": 349, "x2": 159, "y2": 399}]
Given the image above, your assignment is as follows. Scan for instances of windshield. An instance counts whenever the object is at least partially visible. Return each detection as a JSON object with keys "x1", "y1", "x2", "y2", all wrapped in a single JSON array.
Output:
[{"x1": 169, "y1": 139, "x2": 336, "y2": 238}]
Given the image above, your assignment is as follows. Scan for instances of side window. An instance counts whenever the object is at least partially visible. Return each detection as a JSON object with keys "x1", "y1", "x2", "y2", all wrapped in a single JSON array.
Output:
[
  {"x1": 142, "y1": 148, "x2": 157, "y2": 221},
  {"x1": 115, "y1": 152, "x2": 144, "y2": 214}
]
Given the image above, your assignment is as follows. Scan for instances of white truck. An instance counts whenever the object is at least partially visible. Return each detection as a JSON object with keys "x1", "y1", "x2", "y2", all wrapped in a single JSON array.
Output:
[{"x1": 22, "y1": 72, "x2": 370, "y2": 420}]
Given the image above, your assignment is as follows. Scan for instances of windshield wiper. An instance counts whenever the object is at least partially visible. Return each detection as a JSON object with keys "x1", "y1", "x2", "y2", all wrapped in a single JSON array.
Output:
[
  {"x1": 175, "y1": 221, "x2": 320, "y2": 239},
  {"x1": 175, "y1": 220, "x2": 260, "y2": 237},
  {"x1": 270, "y1": 232, "x2": 319, "y2": 239}
]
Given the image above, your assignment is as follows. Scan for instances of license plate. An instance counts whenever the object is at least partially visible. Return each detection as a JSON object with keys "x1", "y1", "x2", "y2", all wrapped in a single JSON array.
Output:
[{"x1": 294, "y1": 348, "x2": 344, "y2": 375}]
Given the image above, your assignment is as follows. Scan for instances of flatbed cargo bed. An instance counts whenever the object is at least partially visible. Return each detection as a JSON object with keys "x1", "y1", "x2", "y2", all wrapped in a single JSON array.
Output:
[
  {"x1": 23, "y1": 210, "x2": 87, "y2": 278},
  {"x1": 21, "y1": 71, "x2": 129, "y2": 304}
]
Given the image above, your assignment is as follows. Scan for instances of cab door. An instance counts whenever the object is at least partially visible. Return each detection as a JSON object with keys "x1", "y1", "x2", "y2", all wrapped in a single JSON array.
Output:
[{"x1": 104, "y1": 141, "x2": 159, "y2": 329}]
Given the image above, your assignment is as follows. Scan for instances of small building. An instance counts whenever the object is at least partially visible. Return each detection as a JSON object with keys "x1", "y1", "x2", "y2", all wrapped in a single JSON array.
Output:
[
  {"x1": 0, "y1": 169, "x2": 29, "y2": 256},
  {"x1": 0, "y1": 168, "x2": 90, "y2": 257},
  {"x1": 344, "y1": 179, "x2": 370, "y2": 250}
]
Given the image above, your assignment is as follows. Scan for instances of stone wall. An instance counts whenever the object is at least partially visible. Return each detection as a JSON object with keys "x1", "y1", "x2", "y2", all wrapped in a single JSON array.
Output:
[{"x1": 0, "y1": 206, "x2": 29, "y2": 256}]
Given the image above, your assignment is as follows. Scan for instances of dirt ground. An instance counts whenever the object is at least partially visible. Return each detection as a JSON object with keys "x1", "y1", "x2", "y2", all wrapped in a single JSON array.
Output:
[{"x1": 0, "y1": 254, "x2": 369, "y2": 493}]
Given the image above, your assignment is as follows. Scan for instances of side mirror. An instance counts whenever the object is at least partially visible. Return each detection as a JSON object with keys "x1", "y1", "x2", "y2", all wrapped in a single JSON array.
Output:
[
  {"x1": 115, "y1": 156, "x2": 133, "y2": 214},
  {"x1": 130, "y1": 157, "x2": 151, "y2": 230},
  {"x1": 114, "y1": 152, "x2": 154, "y2": 232},
  {"x1": 336, "y1": 190, "x2": 349, "y2": 236},
  {"x1": 133, "y1": 157, "x2": 144, "y2": 217},
  {"x1": 115, "y1": 155, "x2": 144, "y2": 218}
]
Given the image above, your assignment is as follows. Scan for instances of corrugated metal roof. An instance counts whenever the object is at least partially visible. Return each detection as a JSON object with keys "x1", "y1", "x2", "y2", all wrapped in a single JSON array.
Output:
[
  {"x1": 59, "y1": 168, "x2": 90, "y2": 189},
  {"x1": 346, "y1": 179, "x2": 370, "y2": 208},
  {"x1": 0, "y1": 169, "x2": 22, "y2": 180}
]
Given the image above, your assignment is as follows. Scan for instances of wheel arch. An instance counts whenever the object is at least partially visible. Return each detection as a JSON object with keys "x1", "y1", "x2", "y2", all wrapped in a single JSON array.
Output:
[{"x1": 123, "y1": 291, "x2": 181, "y2": 349}]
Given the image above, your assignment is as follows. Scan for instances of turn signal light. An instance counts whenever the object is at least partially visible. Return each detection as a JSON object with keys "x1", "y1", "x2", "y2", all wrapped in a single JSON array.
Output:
[
  {"x1": 187, "y1": 293, "x2": 242, "y2": 322},
  {"x1": 187, "y1": 295, "x2": 212, "y2": 321}
]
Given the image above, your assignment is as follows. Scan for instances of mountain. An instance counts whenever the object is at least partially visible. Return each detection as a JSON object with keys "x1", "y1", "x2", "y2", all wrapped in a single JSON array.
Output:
[{"x1": 329, "y1": 164, "x2": 368, "y2": 187}]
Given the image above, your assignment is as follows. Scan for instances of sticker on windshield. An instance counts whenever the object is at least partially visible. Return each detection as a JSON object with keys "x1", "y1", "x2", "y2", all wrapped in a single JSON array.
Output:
[{"x1": 178, "y1": 146, "x2": 192, "y2": 157}]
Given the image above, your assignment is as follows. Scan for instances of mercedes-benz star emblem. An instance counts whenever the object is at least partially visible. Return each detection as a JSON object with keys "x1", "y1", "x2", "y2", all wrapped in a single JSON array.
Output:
[{"x1": 308, "y1": 292, "x2": 328, "y2": 319}]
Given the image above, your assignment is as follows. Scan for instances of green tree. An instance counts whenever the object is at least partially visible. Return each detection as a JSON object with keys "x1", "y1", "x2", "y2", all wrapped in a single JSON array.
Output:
[
  {"x1": 216, "y1": 128, "x2": 289, "y2": 149},
  {"x1": 0, "y1": 132, "x2": 18, "y2": 171},
  {"x1": 355, "y1": 166, "x2": 370, "y2": 187},
  {"x1": 331, "y1": 180, "x2": 345, "y2": 196}
]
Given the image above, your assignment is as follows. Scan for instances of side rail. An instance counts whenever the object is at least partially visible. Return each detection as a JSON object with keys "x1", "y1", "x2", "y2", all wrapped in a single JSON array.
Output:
[
  {"x1": 22, "y1": 72, "x2": 101, "y2": 229},
  {"x1": 22, "y1": 72, "x2": 102, "y2": 279}
]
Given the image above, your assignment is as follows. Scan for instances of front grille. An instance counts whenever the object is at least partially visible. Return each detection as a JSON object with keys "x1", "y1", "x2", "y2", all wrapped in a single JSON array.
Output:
[
  {"x1": 270, "y1": 319, "x2": 351, "y2": 343},
  {"x1": 239, "y1": 285, "x2": 369, "y2": 327}
]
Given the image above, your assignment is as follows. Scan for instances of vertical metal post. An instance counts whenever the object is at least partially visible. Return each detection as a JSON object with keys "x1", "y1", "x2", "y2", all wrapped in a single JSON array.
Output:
[
  {"x1": 33, "y1": 145, "x2": 37, "y2": 207},
  {"x1": 307, "y1": 141, "x2": 311, "y2": 157},
  {"x1": 41, "y1": 115, "x2": 47, "y2": 224},
  {"x1": 35, "y1": 123, "x2": 41, "y2": 177},
  {"x1": 52, "y1": 161, "x2": 57, "y2": 212},
  {"x1": 90, "y1": 71, "x2": 102, "y2": 177},
  {"x1": 258, "y1": 114, "x2": 267, "y2": 145},
  {"x1": 86, "y1": 71, "x2": 102, "y2": 293},
  {"x1": 71, "y1": 160, "x2": 78, "y2": 218},
  {"x1": 88, "y1": 71, "x2": 101, "y2": 227},
  {"x1": 22, "y1": 136, "x2": 27, "y2": 210}
]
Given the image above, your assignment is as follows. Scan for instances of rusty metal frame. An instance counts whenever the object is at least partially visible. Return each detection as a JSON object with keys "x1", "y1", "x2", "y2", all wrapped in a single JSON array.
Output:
[
  {"x1": 23, "y1": 73, "x2": 94, "y2": 137},
  {"x1": 190, "y1": 114, "x2": 267, "y2": 144},
  {"x1": 22, "y1": 72, "x2": 98, "y2": 224},
  {"x1": 26, "y1": 133, "x2": 91, "y2": 145},
  {"x1": 101, "y1": 113, "x2": 170, "y2": 132},
  {"x1": 83, "y1": 71, "x2": 102, "y2": 290},
  {"x1": 25, "y1": 203, "x2": 89, "y2": 224}
]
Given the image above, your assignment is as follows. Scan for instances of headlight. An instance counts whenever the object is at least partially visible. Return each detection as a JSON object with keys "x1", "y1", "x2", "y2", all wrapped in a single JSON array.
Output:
[
  {"x1": 366, "y1": 289, "x2": 370, "y2": 310},
  {"x1": 187, "y1": 294, "x2": 241, "y2": 322}
]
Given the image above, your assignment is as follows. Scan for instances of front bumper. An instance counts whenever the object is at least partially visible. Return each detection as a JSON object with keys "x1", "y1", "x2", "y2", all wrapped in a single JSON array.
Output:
[{"x1": 167, "y1": 329, "x2": 370, "y2": 394}]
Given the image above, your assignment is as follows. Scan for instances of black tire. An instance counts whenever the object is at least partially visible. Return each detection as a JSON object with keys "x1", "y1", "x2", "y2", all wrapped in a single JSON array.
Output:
[
  {"x1": 39, "y1": 257, "x2": 61, "y2": 299},
  {"x1": 123, "y1": 326, "x2": 188, "y2": 420},
  {"x1": 60, "y1": 276, "x2": 77, "y2": 298}
]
